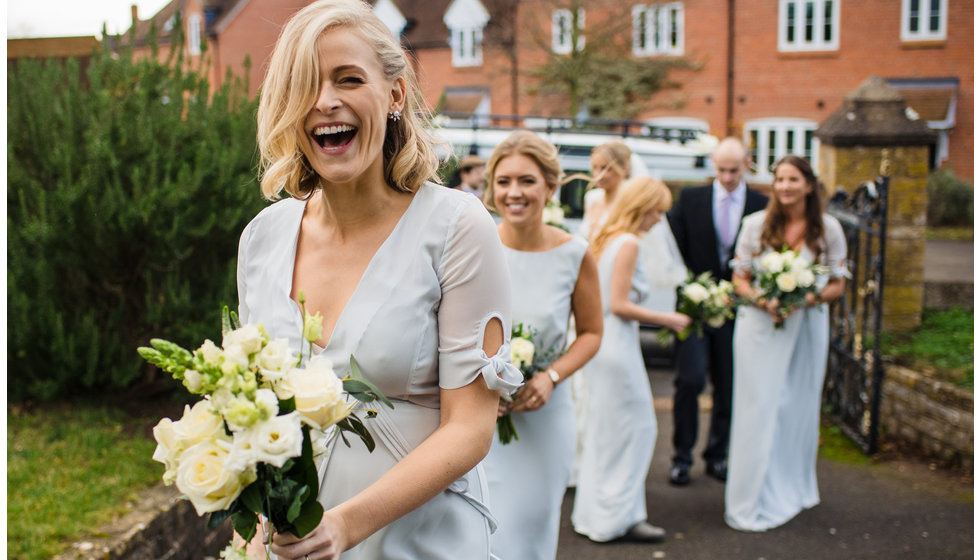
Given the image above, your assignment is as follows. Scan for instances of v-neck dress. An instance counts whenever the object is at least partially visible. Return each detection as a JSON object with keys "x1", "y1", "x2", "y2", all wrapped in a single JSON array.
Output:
[
  {"x1": 483, "y1": 236, "x2": 588, "y2": 560},
  {"x1": 236, "y1": 183, "x2": 523, "y2": 559},
  {"x1": 725, "y1": 211, "x2": 849, "y2": 531}
]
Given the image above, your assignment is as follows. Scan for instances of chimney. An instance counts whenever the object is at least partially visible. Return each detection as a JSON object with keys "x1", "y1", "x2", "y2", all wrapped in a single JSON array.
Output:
[{"x1": 131, "y1": 4, "x2": 139, "y2": 26}]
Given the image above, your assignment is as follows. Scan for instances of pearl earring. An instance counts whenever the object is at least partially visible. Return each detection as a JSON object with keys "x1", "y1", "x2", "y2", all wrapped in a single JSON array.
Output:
[{"x1": 387, "y1": 110, "x2": 401, "y2": 122}]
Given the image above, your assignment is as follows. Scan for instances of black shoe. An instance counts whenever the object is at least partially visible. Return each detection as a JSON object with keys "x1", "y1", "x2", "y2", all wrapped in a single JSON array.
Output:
[
  {"x1": 668, "y1": 463, "x2": 691, "y2": 486},
  {"x1": 620, "y1": 521, "x2": 666, "y2": 543},
  {"x1": 706, "y1": 459, "x2": 728, "y2": 482}
]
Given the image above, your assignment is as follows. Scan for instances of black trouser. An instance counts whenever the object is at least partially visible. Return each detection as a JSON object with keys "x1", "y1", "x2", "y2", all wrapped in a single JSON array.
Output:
[{"x1": 671, "y1": 320, "x2": 734, "y2": 466}]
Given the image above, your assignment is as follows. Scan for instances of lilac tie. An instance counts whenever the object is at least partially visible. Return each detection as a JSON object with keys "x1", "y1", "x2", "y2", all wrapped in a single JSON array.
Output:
[{"x1": 718, "y1": 193, "x2": 733, "y2": 247}]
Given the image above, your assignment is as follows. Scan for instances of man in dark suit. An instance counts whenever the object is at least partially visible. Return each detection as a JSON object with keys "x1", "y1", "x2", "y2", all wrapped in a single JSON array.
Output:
[{"x1": 666, "y1": 137, "x2": 768, "y2": 486}]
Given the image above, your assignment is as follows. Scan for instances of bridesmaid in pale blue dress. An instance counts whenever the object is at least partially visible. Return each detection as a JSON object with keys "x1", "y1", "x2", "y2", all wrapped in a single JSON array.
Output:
[
  {"x1": 571, "y1": 177, "x2": 691, "y2": 543},
  {"x1": 237, "y1": 2, "x2": 523, "y2": 558},
  {"x1": 726, "y1": 156, "x2": 848, "y2": 531},
  {"x1": 481, "y1": 131, "x2": 603, "y2": 560}
]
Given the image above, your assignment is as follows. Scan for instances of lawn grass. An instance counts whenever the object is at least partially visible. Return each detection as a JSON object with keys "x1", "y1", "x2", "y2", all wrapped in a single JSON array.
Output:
[
  {"x1": 880, "y1": 307, "x2": 974, "y2": 389},
  {"x1": 7, "y1": 400, "x2": 171, "y2": 560},
  {"x1": 925, "y1": 226, "x2": 974, "y2": 241},
  {"x1": 818, "y1": 420, "x2": 871, "y2": 466}
]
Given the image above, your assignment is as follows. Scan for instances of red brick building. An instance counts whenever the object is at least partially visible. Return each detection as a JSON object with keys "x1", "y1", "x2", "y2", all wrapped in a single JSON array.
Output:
[{"x1": 120, "y1": 0, "x2": 974, "y2": 181}]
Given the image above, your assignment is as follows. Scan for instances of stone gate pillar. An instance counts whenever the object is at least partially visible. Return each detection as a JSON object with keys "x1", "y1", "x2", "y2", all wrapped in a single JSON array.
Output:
[{"x1": 815, "y1": 75, "x2": 936, "y2": 332}]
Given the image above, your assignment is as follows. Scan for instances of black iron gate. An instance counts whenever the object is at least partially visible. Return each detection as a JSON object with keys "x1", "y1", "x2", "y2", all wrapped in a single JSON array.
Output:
[{"x1": 823, "y1": 173, "x2": 890, "y2": 454}]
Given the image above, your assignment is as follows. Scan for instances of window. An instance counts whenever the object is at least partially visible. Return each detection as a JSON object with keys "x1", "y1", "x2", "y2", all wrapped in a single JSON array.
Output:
[
  {"x1": 187, "y1": 14, "x2": 202, "y2": 55},
  {"x1": 778, "y1": 0, "x2": 839, "y2": 52},
  {"x1": 901, "y1": 0, "x2": 947, "y2": 41},
  {"x1": 444, "y1": 0, "x2": 490, "y2": 67},
  {"x1": 552, "y1": 9, "x2": 585, "y2": 54},
  {"x1": 745, "y1": 119, "x2": 819, "y2": 181},
  {"x1": 632, "y1": 3, "x2": 684, "y2": 56}
]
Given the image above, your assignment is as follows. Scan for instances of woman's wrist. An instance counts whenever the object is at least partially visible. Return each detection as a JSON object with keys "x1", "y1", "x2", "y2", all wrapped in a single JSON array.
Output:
[{"x1": 545, "y1": 367, "x2": 561, "y2": 386}]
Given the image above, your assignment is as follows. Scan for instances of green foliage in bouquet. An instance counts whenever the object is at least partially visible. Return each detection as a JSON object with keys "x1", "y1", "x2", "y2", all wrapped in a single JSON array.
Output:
[{"x1": 8, "y1": 27, "x2": 266, "y2": 401}]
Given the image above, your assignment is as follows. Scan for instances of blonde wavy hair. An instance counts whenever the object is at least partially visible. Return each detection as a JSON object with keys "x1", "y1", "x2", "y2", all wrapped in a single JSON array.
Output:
[
  {"x1": 257, "y1": 0, "x2": 440, "y2": 200},
  {"x1": 563, "y1": 140, "x2": 632, "y2": 191},
  {"x1": 589, "y1": 176, "x2": 672, "y2": 257},
  {"x1": 482, "y1": 130, "x2": 562, "y2": 212}
]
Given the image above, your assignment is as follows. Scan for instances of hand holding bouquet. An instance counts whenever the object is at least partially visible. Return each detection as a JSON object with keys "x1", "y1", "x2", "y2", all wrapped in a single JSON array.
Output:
[
  {"x1": 751, "y1": 248, "x2": 829, "y2": 329},
  {"x1": 138, "y1": 295, "x2": 391, "y2": 557},
  {"x1": 495, "y1": 323, "x2": 536, "y2": 444},
  {"x1": 660, "y1": 272, "x2": 735, "y2": 343}
]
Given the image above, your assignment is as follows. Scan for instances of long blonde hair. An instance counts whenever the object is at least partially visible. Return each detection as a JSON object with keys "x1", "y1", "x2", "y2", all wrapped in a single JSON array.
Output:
[
  {"x1": 257, "y1": 0, "x2": 440, "y2": 200},
  {"x1": 563, "y1": 140, "x2": 633, "y2": 191},
  {"x1": 482, "y1": 130, "x2": 562, "y2": 212},
  {"x1": 590, "y1": 176, "x2": 672, "y2": 257}
]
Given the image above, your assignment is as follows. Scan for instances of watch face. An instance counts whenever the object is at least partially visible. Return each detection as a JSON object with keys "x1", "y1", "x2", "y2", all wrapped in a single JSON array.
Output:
[{"x1": 549, "y1": 369, "x2": 560, "y2": 384}]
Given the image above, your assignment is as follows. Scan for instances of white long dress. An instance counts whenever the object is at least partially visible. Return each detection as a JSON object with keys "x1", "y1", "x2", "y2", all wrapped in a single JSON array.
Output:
[
  {"x1": 571, "y1": 233, "x2": 657, "y2": 542},
  {"x1": 725, "y1": 211, "x2": 849, "y2": 532},
  {"x1": 484, "y1": 236, "x2": 588, "y2": 560},
  {"x1": 236, "y1": 183, "x2": 523, "y2": 559}
]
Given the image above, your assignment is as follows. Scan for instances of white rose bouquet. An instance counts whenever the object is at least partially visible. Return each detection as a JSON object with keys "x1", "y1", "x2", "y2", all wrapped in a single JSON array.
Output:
[
  {"x1": 496, "y1": 323, "x2": 538, "y2": 445},
  {"x1": 660, "y1": 271, "x2": 736, "y2": 342},
  {"x1": 752, "y1": 248, "x2": 829, "y2": 329},
  {"x1": 138, "y1": 294, "x2": 392, "y2": 557},
  {"x1": 542, "y1": 199, "x2": 570, "y2": 232}
]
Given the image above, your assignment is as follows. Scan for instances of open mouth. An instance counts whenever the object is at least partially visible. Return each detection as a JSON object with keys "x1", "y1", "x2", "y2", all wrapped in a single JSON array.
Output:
[{"x1": 312, "y1": 124, "x2": 357, "y2": 149}]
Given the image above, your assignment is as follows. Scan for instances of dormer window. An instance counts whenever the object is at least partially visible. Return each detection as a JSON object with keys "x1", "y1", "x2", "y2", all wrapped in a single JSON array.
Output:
[{"x1": 444, "y1": 0, "x2": 490, "y2": 67}]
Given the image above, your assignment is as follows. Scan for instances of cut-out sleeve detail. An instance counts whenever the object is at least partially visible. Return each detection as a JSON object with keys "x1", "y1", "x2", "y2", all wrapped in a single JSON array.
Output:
[{"x1": 437, "y1": 196, "x2": 523, "y2": 393}]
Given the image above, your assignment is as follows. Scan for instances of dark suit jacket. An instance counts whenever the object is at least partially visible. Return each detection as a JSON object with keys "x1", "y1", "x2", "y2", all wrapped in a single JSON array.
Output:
[{"x1": 668, "y1": 184, "x2": 769, "y2": 282}]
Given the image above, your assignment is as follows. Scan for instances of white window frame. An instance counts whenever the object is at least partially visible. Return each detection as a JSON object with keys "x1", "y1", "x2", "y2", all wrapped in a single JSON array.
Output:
[
  {"x1": 901, "y1": 0, "x2": 947, "y2": 41},
  {"x1": 449, "y1": 26, "x2": 483, "y2": 67},
  {"x1": 632, "y1": 3, "x2": 684, "y2": 56},
  {"x1": 552, "y1": 9, "x2": 585, "y2": 55},
  {"x1": 745, "y1": 118, "x2": 819, "y2": 182},
  {"x1": 187, "y1": 13, "x2": 202, "y2": 55},
  {"x1": 778, "y1": 0, "x2": 839, "y2": 52}
]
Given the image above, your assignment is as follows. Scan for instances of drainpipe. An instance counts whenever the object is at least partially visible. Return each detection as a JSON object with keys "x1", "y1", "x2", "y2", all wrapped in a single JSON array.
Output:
[{"x1": 725, "y1": 0, "x2": 735, "y2": 137}]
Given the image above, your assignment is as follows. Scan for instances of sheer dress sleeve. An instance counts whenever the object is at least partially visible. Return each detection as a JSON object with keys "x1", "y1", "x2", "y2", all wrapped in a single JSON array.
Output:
[
  {"x1": 731, "y1": 211, "x2": 765, "y2": 274},
  {"x1": 437, "y1": 196, "x2": 524, "y2": 394},
  {"x1": 822, "y1": 214, "x2": 851, "y2": 279}
]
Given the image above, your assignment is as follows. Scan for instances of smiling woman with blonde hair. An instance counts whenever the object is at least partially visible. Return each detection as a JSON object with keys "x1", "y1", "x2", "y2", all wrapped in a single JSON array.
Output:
[
  {"x1": 237, "y1": 1, "x2": 523, "y2": 558},
  {"x1": 572, "y1": 176, "x2": 690, "y2": 544}
]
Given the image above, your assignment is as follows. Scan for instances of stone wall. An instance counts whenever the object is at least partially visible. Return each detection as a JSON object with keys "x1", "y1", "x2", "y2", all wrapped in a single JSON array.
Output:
[
  {"x1": 879, "y1": 364, "x2": 974, "y2": 470},
  {"x1": 54, "y1": 484, "x2": 231, "y2": 560}
]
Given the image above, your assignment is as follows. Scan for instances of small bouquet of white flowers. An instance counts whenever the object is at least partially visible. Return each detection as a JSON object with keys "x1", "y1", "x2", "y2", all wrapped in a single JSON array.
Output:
[
  {"x1": 542, "y1": 199, "x2": 570, "y2": 232},
  {"x1": 752, "y1": 248, "x2": 829, "y2": 329},
  {"x1": 496, "y1": 323, "x2": 537, "y2": 444},
  {"x1": 660, "y1": 271, "x2": 736, "y2": 342},
  {"x1": 138, "y1": 294, "x2": 391, "y2": 557}
]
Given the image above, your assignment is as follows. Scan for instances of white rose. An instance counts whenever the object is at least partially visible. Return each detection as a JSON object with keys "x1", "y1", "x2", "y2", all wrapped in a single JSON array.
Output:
[
  {"x1": 257, "y1": 338, "x2": 296, "y2": 382},
  {"x1": 173, "y1": 400, "x2": 225, "y2": 448},
  {"x1": 222, "y1": 324, "x2": 266, "y2": 356},
  {"x1": 795, "y1": 268, "x2": 816, "y2": 288},
  {"x1": 182, "y1": 369, "x2": 204, "y2": 394},
  {"x1": 239, "y1": 412, "x2": 304, "y2": 469},
  {"x1": 781, "y1": 250, "x2": 798, "y2": 268},
  {"x1": 542, "y1": 205, "x2": 564, "y2": 225},
  {"x1": 707, "y1": 316, "x2": 727, "y2": 328},
  {"x1": 510, "y1": 338, "x2": 535, "y2": 369},
  {"x1": 198, "y1": 339, "x2": 224, "y2": 366},
  {"x1": 278, "y1": 358, "x2": 350, "y2": 430},
  {"x1": 776, "y1": 272, "x2": 798, "y2": 292},
  {"x1": 682, "y1": 283, "x2": 710, "y2": 304},
  {"x1": 176, "y1": 439, "x2": 254, "y2": 515},
  {"x1": 761, "y1": 252, "x2": 784, "y2": 274},
  {"x1": 152, "y1": 417, "x2": 181, "y2": 484}
]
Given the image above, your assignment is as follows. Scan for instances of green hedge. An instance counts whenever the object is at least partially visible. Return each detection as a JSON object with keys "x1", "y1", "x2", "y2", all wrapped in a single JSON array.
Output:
[
  {"x1": 927, "y1": 168, "x2": 973, "y2": 228},
  {"x1": 8, "y1": 39, "x2": 267, "y2": 402}
]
